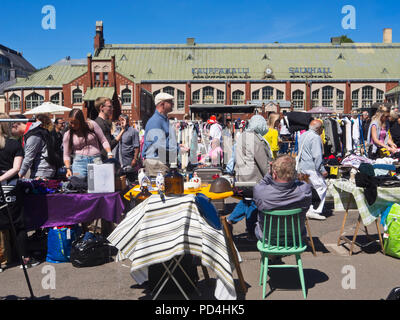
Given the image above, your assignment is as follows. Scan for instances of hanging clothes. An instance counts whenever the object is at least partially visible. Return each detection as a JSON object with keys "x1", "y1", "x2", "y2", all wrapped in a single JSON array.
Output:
[
  {"x1": 181, "y1": 122, "x2": 190, "y2": 170},
  {"x1": 352, "y1": 117, "x2": 360, "y2": 149}
]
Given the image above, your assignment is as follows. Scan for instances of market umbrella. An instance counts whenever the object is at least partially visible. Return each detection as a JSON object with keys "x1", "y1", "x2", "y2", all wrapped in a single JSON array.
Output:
[
  {"x1": 23, "y1": 102, "x2": 71, "y2": 115},
  {"x1": 306, "y1": 106, "x2": 334, "y2": 114}
]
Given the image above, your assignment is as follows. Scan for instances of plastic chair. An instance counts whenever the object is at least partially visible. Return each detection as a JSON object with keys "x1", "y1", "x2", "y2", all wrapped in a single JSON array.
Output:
[{"x1": 258, "y1": 208, "x2": 307, "y2": 299}]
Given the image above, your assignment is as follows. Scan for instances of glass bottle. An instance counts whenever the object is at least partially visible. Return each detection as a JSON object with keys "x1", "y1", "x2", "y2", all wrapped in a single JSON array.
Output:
[
  {"x1": 134, "y1": 180, "x2": 152, "y2": 205},
  {"x1": 164, "y1": 163, "x2": 184, "y2": 195}
]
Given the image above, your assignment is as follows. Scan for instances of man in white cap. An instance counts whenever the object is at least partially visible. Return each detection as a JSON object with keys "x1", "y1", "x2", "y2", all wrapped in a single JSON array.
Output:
[{"x1": 142, "y1": 92, "x2": 179, "y2": 176}]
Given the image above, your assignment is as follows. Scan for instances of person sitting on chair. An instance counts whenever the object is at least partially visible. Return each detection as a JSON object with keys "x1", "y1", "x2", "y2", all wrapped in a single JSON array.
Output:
[{"x1": 253, "y1": 155, "x2": 312, "y2": 262}]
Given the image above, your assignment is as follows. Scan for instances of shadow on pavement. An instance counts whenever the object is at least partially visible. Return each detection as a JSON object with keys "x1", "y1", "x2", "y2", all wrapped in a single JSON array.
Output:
[{"x1": 264, "y1": 268, "x2": 329, "y2": 298}]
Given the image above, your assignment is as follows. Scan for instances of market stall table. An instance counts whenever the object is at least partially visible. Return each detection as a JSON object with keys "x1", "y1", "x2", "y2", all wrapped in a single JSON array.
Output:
[
  {"x1": 108, "y1": 194, "x2": 239, "y2": 300},
  {"x1": 328, "y1": 179, "x2": 394, "y2": 255},
  {"x1": 123, "y1": 184, "x2": 247, "y2": 294},
  {"x1": 23, "y1": 192, "x2": 125, "y2": 230},
  {"x1": 124, "y1": 184, "x2": 234, "y2": 200}
]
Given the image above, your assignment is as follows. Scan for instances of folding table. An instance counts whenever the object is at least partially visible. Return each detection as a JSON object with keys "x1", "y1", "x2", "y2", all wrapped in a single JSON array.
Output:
[{"x1": 328, "y1": 179, "x2": 394, "y2": 255}]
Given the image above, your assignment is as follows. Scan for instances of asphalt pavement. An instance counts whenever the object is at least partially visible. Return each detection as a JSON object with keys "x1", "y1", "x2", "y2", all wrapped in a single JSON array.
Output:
[{"x1": 0, "y1": 197, "x2": 399, "y2": 300}]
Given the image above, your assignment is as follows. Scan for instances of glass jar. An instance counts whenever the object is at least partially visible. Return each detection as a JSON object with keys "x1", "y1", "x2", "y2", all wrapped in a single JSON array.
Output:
[
  {"x1": 164, "y1": 163, "x2": 184, "y2": 195},
  {"x1": 134, "y1": 182, "x2": 152, "y2": 205}
]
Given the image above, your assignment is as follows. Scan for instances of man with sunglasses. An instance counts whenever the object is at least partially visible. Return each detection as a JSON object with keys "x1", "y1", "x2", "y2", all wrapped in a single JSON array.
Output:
[
  {"x1": 94, "y1": 97, "x2": 124, "y2": 161},
  {"x1": 142, "y1": 92, "x2": 179, "y2": 176}
]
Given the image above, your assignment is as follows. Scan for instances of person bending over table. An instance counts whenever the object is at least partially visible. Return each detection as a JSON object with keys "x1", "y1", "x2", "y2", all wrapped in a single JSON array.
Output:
[
  {"x1": 63, "y1": 108, "x2": 112, "y2": 179},
  {"x1": 367, "y1": 106, "x2": 397, "y2": 159},
  {"x1": 253, "y1": 155, "x2": 312, "y2": 263},
  {"x1": 0, "y1": 113, "x2": 40, "y2": 269}
]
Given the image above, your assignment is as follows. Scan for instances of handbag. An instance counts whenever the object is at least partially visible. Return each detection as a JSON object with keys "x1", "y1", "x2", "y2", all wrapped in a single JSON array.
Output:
[{"x1": 70, "y1": 232, "x2": 113, "y2": 268}]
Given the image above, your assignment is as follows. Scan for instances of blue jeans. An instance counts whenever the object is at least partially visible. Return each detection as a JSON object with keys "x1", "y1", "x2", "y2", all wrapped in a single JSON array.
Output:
[
  {"x1": 72, "y1": 154, "x2": 102, "y2": 178},
  {"x1": 227, "y1": 199, "x2": 258, "y2": 235}
]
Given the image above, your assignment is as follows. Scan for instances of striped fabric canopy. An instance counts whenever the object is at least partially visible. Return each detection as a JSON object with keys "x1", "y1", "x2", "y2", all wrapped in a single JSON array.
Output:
[{"x1": 108, "y1": 194, "x2": 238, "y2": 300}]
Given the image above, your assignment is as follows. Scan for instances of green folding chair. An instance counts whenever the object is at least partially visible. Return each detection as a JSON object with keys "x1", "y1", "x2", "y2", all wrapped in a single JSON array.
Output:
[{"x1": 258, "y1": 208, "x2": 307, "y2": 299}]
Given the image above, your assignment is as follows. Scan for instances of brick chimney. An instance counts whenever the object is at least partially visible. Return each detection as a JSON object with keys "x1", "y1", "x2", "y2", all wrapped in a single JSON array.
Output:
[
  {"x1": 186, "y1": 38, "x2": 195, "y2": 46},
  {"x1": 94, "y1": 21, "x2": 104, "y2": 51},
  {"x1": 383, "y1": 28, "x2": 392, "y2": 44}
]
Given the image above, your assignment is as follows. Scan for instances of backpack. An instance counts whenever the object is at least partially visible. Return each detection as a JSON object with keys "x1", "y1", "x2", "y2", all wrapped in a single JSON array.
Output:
[{"x1": 24, "y1": 127, "x2": 63, "y2": 168}]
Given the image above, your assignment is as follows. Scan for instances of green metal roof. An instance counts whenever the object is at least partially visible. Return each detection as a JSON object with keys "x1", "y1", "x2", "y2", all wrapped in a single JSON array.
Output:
[
  {"x1": 83, "y1": 87, "x2": 114, "y2": 101},
  {"x1": 96, "y1": 42, "x2": 400, "y2": 81},
  {"x1": 6, "y1": 63, "x2": 87, "y2": 89},
  {"x1": 386, "y1": 85, "x2": 400, "y2": 95}
]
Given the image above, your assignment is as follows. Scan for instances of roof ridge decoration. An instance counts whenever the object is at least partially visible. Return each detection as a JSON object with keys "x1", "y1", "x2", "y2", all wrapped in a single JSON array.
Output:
[{"x1": 337, "y1": 53, "x2": 345, "y2": 60}]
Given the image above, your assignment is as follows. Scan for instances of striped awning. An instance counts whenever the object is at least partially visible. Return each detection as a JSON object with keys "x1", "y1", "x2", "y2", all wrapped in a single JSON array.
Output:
[{"x1": 83, "y1": 87, "x2": 115, "y2": 101}]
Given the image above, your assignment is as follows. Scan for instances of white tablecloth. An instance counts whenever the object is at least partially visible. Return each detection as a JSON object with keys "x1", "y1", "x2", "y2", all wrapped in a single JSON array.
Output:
[{"x1": 108, "y1": 194, "x2": 238, "y2": 300}]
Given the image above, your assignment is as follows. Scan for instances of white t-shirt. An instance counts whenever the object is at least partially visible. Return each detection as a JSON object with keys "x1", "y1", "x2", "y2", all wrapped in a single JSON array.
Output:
[
  {"x1": 209, "y1": 123, "x2": 222, "y2": 141},
  {"x1": 280, "y1": 117, "x2": 290, "y2": 135}
]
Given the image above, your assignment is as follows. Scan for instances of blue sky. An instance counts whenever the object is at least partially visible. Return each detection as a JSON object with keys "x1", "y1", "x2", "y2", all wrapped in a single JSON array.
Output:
[{"x1": 1, "y1": 0, "x2": 399, "y2": 69}]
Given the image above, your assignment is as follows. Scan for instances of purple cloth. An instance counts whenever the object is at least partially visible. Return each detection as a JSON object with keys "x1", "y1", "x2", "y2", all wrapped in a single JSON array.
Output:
[{"x1": 23, "y1": 192, "x2": 125, "y2": 230}]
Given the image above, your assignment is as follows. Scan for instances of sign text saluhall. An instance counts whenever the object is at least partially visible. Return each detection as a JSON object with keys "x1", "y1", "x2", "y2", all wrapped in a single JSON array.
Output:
[{"x1": 289, "y1": 67, "x2": 332, "y2": 74}]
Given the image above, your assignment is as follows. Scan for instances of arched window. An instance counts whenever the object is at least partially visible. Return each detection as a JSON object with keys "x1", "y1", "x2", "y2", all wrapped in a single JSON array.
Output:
[
  {"x1": 376, "y1": 89, "x2": 384, "y2": 103},
  {"x1": 162, "y1": 86, "x2": 175, "y2": 97},
  {"x1": 153, "y1": 90, "x2": 160, "y2": 99},
  {"x1": 352, "y1": 90, "x2": 359, "y2": 109},
  {"x1": 217, "y1": 90, "x2": 225, "y2": 104},
  {"x1": 362, "y1": 86, "x2": 373, "y2": 107},
  {"x1": 336, "y1": 89, "x2": 344, "y2": 110},
  {"x1": 72, "y1": 88, "x2": 82, "y2": 104},
  {"x1": 322, "y1": 86, "x2": 334, "y2": 108},
  {"x1": 121, "y1": 88, "x2": 131, "y2": 105},
  {"x1": 276, "y1": 90, "x2": 284, "y2": 101},
  {"x1": 312, "y1": 90, "x2": 319, "y2": 107},
  {"x1": 202, "y1": 86, "x2": 214, "y2": 104},
  {"x1": 25, "y1": 92, "x2": 44, "y2": 109},
  {"x1": 50, "y1": 92, "x2": 60, "y2": 105},
  {"x1": 232, "y1": 90, "x2": 244, "y2": 105},
  {"x1": 252, "y1": 90, "x2": 259, "y2": 101},
  {"x1": 292, "y1": 90, "x2": 304, "y2": 109},
  {"x1": 192, "y1": 90, "x2": 200, "y2": 104},
  {"x1": 262, "y1": 86, "x2": 274, "y2": 100},
  {"x1": 9, "y1": 94, "x2": 20, "y2": 111},
  {"x1": 177, "y1": 89, "x2": 185, "y2": 109}
]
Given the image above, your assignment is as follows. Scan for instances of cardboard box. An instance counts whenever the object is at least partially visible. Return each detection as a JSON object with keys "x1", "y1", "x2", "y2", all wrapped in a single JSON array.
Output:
[{"x1": 88, "y1": 163, "x2": 115, "y2": 193}]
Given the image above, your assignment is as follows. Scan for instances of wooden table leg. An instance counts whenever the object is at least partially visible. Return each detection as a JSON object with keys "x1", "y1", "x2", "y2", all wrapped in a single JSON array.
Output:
[
  {"x1": 221, "y1": 216, "x2": 248, "y2": 295},
  {"x1": 350, "y1": 215, "x2": 362, "y2": 256},
  {"x1": 337, "y1": 195, "x2": 351, "y2": 246},
  {"x1": 375, "y1": 220, "x2": 385, "y2": 254},
  {"x1": 201, "y1": 266, "x2": 210, "y2": 282},
  {"x1": 305, "y1": 217, "x2": 317, "y2": 256}
]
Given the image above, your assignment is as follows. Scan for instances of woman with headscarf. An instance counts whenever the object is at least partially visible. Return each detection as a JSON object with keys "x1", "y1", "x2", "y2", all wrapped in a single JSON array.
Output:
[
  {"x1": 234, "y1": 114, "x2": 273, "y2": 183},
  {"x1": 226, "y1": 115, "x2": 273, "y2": 240}
]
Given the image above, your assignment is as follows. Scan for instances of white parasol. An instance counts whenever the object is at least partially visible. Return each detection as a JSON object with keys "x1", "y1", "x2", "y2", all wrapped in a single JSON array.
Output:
[{"x1": 23, "y1": 102, "x2": 71, "y2": 115}]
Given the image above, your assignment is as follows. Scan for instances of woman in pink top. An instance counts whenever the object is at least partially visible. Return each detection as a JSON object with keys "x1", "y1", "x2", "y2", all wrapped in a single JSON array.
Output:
[{"x1": 63, "y1": 109, "x2": 112, "y2": 178}]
